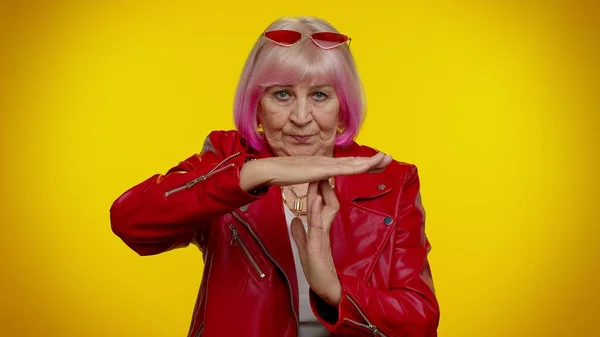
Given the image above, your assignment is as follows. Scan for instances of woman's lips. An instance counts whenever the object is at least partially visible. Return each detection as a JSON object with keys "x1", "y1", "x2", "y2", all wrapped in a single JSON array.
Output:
[{"x1": 291, "y1": 135, "x2": 312, "y2": 143}]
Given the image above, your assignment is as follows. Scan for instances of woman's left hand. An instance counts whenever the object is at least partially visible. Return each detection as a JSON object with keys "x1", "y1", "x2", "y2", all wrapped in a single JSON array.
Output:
[{"x1": 291, "y1": 179, "x2": 342, "y2": 306}]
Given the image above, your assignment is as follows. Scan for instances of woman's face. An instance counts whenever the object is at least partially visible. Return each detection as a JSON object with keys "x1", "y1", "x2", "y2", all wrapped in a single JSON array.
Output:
[{"x1": 258, "y1": 79, "x2": 340, "y2": 157}]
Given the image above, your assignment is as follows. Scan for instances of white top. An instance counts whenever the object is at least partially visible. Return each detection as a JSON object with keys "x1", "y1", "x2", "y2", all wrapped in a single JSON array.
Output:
[{"x1": 283, "y1": 204, "x2": 331, "y2": 337}]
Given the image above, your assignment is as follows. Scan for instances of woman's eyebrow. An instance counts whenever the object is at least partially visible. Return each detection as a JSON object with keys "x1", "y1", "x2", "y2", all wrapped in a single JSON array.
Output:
[
  {"x1": 310, "y1": 84, "x2": 333, "y2": 90},
  {"x1": 269, "y1": 85, "x2": 292, "y2": 90},
  {"x1": 268, "y1": 84, "x2": 332, "y2": 91}
]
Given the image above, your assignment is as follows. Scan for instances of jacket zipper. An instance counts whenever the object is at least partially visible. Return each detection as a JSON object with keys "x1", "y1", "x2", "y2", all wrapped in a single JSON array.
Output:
[
  {"x1": 189, "y1": 255, "x2": 213, "y2": 337},
  {"x1": 232, "y1": 211, "x2": 300, "y2": 337},
  {"x1": 229, "y1": 224, "x2": 266, "y2": 278},
  {"x1": 343, "y1": 294, "x2": 388, "y2": 337},
  {"x1": 194, "y1": 322, "x2": 203, "y2": 337},
  {"x1": 164, "y1": 152, "x2": 241, "y2": 197}
]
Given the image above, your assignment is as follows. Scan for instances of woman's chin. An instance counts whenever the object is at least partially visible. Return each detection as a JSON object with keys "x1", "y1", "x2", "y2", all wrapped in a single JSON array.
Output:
[{"x1": 286, "y1": 144, "x2": 333, "y2": 157}]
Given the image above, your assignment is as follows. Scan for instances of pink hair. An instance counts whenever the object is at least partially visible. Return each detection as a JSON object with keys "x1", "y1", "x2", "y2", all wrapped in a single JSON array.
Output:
[{"x1": 233, "y1": 16, "x2": 366, "y2": 151}]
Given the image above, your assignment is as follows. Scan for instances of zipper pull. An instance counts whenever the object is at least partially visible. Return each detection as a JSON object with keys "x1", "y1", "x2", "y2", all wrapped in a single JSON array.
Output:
[
  {"x1": 229, "y1": 224, "x2": 238, "y2": 246},
  {"x1": 186, "y1": 176, "x2": 205, "y2": 188}
]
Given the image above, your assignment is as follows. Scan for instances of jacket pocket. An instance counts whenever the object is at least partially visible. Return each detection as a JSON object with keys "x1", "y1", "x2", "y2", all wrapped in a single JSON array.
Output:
[
  {"x1": 342, "y1": 294, "x2": 389, "y2": 337},
  {"x1": 229, "y1": 224, "x2": 266, "y2": 279}
]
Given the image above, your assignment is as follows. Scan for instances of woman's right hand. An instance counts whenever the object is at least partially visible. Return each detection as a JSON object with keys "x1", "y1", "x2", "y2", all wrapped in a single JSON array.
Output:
[{"x1": 239, "y1": 152, "x2": 392, "y2": 192}]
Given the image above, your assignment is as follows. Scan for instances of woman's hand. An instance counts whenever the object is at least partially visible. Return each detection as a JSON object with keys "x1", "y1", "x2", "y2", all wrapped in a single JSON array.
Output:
[
  {"x1": 240, "y1": 152, "x2": 392, "y2": 192},
  {"x1": 290, "y1": 179, "x2": 342, "y2": 306}
]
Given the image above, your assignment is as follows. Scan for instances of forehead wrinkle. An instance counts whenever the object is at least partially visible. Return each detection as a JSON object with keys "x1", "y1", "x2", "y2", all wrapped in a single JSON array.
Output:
[{"x1": 264, "y1": 81, "x2": 334, "y2": 93}]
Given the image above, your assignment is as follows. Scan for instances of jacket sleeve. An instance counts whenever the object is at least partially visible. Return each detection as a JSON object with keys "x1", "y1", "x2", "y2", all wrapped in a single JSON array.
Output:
[
  {"x1": 310, "y1": 165, "x2": 439, "y2": 337},
  {"x1": 109, "y1": 130, "x2": 267, "y2": 256}
]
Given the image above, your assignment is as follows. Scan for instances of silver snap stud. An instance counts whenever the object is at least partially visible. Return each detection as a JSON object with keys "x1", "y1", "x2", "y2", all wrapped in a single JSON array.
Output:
[
  {"x1": 377, "y1": 184, "x2": 386, "y2": 190},
  {"x1": 384, "y1": 217, "x2": 393, "y2": 225},
  {"x1": 240, "y1": 205, "x2": 249, "y2": 211}
]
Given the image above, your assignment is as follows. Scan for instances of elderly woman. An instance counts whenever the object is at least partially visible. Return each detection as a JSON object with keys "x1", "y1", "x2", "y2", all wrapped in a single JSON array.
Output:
[{"x1": 110, "y1": 16, "x2": 439, "y2": 337}]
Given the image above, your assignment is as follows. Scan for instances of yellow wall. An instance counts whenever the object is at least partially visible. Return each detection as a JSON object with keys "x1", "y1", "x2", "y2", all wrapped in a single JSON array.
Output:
[{"x1": 1, "y1": 1, "x2": 598, "y2": 336}]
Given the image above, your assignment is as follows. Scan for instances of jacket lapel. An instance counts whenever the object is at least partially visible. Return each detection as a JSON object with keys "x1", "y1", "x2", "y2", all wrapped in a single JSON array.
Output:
[{"x1": 330, "y1": 144, "x2": 397, "y2": 281}]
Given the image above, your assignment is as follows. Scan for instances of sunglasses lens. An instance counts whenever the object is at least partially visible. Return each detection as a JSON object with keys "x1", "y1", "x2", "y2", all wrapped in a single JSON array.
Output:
[
  {"x1": 311, "y1": 32, "x2": 349, "y2": 48},
  {"x1": 264, "y1": 30, "x2": 303, "y2": 45}
]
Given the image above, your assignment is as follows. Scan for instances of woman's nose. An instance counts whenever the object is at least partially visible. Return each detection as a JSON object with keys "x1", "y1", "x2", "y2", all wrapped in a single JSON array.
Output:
[{"x1": 290, "y1": 99, "x2": 313, "y2": 126}]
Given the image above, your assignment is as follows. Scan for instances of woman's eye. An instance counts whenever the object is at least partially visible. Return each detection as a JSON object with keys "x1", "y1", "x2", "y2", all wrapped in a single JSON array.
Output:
[
  {"x1": 313, "y1": 91, "x2": 328, "y2": 100},
  {"x1": 274, "y1": 91, "x2": 289, "y2": 100}
]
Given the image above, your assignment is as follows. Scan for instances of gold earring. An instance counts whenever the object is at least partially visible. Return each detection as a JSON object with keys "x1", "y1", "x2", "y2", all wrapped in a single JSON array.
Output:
[
  {"x1": 337, "y1": 125, "x2": 345, "y2": 134},
  {"x1": 257, "y1": 124, "x2": 264, "y2": 133}
]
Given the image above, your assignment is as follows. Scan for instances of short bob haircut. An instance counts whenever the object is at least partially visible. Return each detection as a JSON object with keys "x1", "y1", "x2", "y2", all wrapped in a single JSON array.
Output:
[{"x1": 233, "y1": 16, "x2": 366, "y2": 151}]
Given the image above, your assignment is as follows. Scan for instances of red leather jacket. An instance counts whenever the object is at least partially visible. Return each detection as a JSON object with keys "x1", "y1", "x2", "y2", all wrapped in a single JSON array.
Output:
[{"x1": 110, "y1": 130, "x2": 439, "y2": 337}]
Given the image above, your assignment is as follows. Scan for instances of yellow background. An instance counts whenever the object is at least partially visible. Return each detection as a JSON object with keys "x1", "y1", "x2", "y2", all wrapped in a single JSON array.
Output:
[{"x1": 1, "y1": 1, "x2": 598, "y2": 336}]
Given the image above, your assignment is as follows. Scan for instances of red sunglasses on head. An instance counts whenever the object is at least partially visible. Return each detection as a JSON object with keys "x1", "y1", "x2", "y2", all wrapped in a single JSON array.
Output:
[{"x1": 263, "y1": 30, "x2": 351, "y2": 50}]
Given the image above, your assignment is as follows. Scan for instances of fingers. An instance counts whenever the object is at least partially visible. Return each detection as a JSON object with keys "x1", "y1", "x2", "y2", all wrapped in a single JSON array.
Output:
[
  {"x1": 364, "y1": 152, "x2": 392, "y2": 171},
  {"x1": 331, "y1": 152, "x2": 391, "y2": 176},
  {"x1": 307, "y1": 181, "x2": 319, "y2": 218},
  {"x1": 380, "y1": 154, "x2": 393, "y2": 167},
  {"x1": 290, "y1": 217, "x2": 309, "y2": 276},
  {"x1": 319, "y1": 180, "x2": 338, "y2": 233},
  {"x1": 339, "y1": 152, "x2": 383, "y2": 169},
  {"x1": 319, "y1": 179, "x2": 339, "y2": 211},
  {"x1": 367, "y1": 154, "x2": 393, "y2": 173},
  {"x1": 308, "y1": 194, "x2": 324, "y2": 241},
  {"x1": 291, "y1": 217, "x2": 308, "y2": 252}
]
